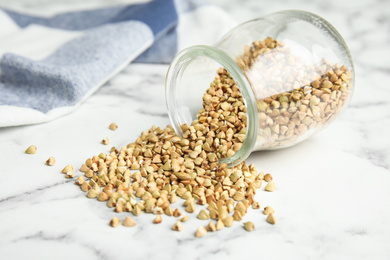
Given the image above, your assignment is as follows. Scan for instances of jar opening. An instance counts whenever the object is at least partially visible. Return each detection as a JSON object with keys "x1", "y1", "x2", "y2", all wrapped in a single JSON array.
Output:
[{"x1": 165, "y1": 45, "x2": 258, "y2": 167}]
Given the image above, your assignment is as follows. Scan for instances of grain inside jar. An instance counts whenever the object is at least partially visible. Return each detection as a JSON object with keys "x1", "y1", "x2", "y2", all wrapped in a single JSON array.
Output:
[{"x1": 237, "y1": 37, "x2": 353, "y2": 149}]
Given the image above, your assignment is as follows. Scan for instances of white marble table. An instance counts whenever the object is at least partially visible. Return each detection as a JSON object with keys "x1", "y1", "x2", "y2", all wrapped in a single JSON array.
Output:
[{"x1": 0, "y1": 0, "x2": 389, "y2": 259}]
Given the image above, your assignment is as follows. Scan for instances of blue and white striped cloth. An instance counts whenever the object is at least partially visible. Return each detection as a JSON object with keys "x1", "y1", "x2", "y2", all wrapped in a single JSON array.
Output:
[{"x1": 0, "y1": 0, "x2": 235, "y2": 127}]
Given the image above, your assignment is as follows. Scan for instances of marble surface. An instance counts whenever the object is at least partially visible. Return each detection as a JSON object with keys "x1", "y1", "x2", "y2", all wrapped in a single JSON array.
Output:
[{"x1": 1, "y1": 0, "x2": 390, "y2": 259}]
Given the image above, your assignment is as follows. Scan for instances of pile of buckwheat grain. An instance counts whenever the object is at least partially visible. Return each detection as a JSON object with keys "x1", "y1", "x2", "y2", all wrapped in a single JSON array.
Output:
[{"x1": 72, "y1": 67, "x2": 276, "y2": 237}]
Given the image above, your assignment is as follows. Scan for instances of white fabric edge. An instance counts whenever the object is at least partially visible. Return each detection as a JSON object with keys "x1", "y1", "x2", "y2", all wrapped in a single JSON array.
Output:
[
  {"x1": 0, "y1": 9, "x2": 20, "y2": 37},
  {"x1": 176, "y1": 5, "x2": 237, "y2": 50}
]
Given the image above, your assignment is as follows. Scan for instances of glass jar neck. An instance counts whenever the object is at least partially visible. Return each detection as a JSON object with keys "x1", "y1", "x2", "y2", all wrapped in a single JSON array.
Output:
[{"x1": 165, "y1": 45, "x2": 258, "y2": 167}]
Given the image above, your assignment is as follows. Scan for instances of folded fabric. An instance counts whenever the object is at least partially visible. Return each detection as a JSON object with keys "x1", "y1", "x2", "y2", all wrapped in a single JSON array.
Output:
[{"x1": 0, "y1": 0, "x2": 235, "y2": 127}]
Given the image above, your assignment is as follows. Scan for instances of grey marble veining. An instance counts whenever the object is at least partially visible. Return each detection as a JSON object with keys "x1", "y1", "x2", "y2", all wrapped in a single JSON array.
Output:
[{"x1": 0, "y1": 0, "x2": 389, "y2": 259}]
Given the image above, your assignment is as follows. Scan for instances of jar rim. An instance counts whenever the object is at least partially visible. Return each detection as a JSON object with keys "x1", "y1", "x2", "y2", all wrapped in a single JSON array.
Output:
[{"x1": 165, "y1": 45, "x2": 259, "y2": 167}]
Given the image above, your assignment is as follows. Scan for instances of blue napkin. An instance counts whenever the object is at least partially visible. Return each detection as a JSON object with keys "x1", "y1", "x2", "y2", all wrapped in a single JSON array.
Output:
[{"x1": 0, "y1": 0, "x2": 235, "y2": 127}]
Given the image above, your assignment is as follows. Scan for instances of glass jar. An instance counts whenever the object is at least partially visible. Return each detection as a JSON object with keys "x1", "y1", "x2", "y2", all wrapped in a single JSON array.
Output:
[{"x1": 165, "y1": 10, "x2": 354, "y2": 167}]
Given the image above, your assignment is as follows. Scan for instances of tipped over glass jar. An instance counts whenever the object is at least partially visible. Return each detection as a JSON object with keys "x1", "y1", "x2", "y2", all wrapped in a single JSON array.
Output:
[{"x1": 165, "y1": 10, "x2": 354, "y2": 167}]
